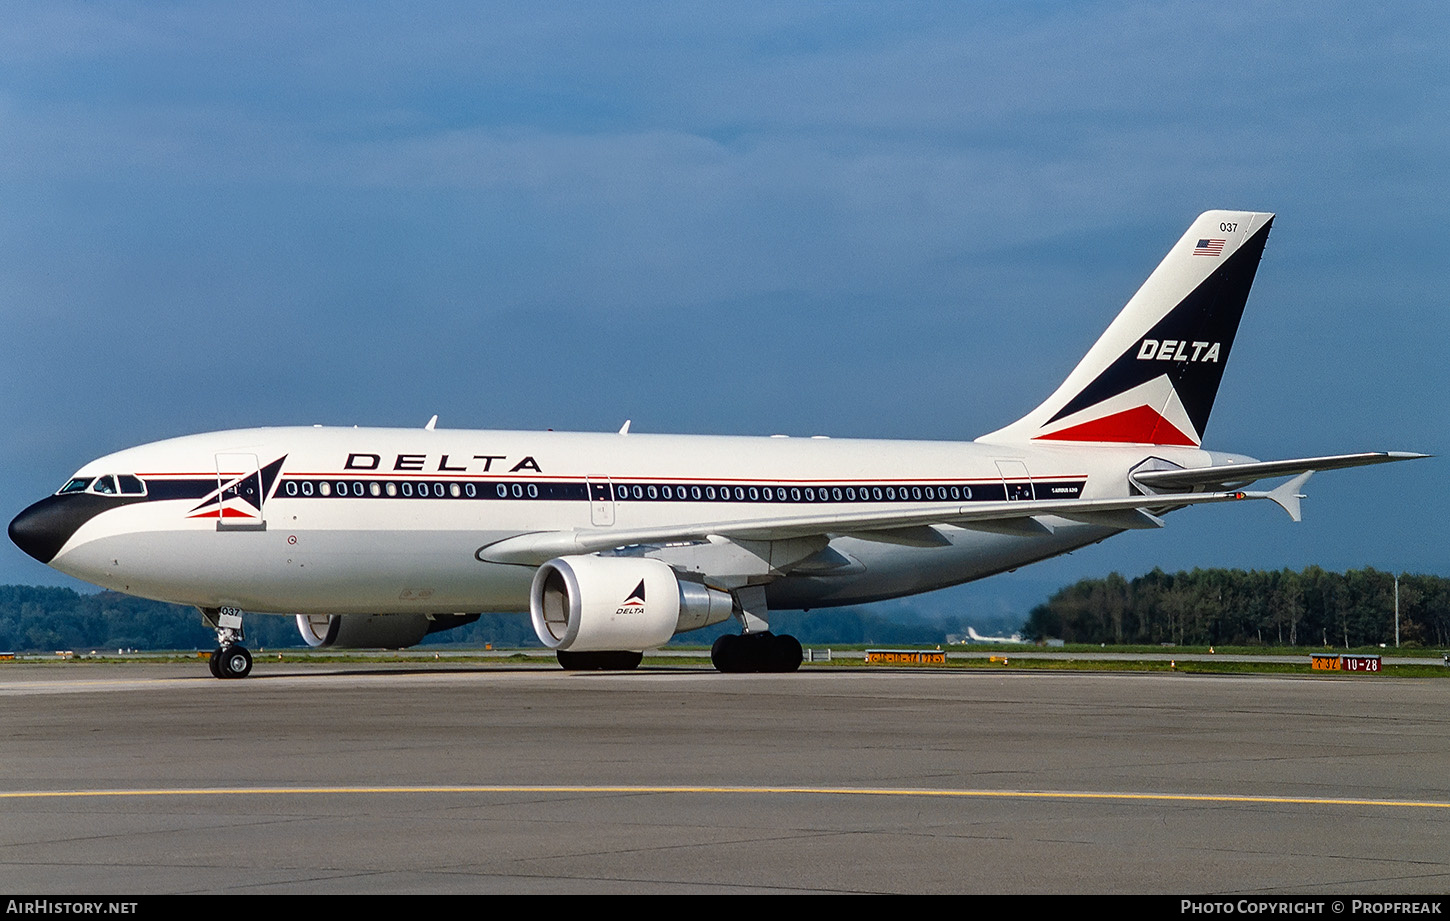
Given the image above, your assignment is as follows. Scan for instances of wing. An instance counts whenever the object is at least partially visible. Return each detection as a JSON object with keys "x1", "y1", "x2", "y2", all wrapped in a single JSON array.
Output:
[{"x1": 478, "y1": 483, "x2": 1312, "y2": 566}]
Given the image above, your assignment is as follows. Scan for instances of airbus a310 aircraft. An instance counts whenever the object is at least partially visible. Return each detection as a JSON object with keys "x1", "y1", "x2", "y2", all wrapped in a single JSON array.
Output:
[{"x1": 9, "y1": 211, "x2": 1423, "y2": 678}]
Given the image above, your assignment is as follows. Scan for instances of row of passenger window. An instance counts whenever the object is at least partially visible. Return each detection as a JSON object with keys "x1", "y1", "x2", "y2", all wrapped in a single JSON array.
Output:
[
  {"x1": 280, "y1": 479, "x2": 586, "y2": 500},
  {"x1": 609, "y1": 482, "x2": 982, "y2": 503},
  {"x1": 60, "y1": 473, "x2": 1085, "y2": 506},
  {"x1": 273, "y1": 477, "x2": 1083, "y2": 504}
]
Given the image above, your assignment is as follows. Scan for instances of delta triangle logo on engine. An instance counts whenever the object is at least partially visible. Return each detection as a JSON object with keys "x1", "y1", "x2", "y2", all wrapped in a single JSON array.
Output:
[{"x1": 616, "y1": 580, "x2": 646, "y2": 617}]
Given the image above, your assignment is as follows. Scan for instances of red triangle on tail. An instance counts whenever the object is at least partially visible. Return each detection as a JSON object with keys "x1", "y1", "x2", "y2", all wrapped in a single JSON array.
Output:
[{"x1": 1033, "y1": 404, "x2": 1196, "y2": 446}]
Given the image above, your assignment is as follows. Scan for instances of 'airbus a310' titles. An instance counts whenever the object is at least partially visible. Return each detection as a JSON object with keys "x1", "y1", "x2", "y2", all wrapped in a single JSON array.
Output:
[{"x1": 9, "y1": 211, "x2": 1423, "y2": 677}]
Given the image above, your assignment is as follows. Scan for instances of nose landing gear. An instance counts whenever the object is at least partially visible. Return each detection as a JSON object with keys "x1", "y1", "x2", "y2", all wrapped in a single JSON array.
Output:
[
  {"x1": 209, "y1": 644, "x2": 253, "y2": 679},
  {"x1": 200, "y1": 606, "x2": 253, "y2": 679}
]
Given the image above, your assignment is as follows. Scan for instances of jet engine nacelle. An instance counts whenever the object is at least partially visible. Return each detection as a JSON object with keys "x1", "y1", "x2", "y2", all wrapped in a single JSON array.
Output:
[
  {"x1": 530, "y1": 555, "x2": 733, "y2": 652},
  {"x1": 296, "y1": 612, "x2": 478, "y2": 649}
]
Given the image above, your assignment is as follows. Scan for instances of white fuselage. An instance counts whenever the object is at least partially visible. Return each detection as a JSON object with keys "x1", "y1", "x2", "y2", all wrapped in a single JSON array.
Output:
[{"x1": 41, "y1": 425, "x2": 1231, "y2": 618}]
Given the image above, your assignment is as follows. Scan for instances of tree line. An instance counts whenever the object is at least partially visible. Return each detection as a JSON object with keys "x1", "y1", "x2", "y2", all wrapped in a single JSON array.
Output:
[
  {"x1": 6, "y1": 567, "x2": 1447, "y2": 653},
  {"x1": 0, "y1": 584, "x2": 967, "y2": 652},
  {"x1": 1023, "y1": 567, "x2": 1450, "y2": 648}
]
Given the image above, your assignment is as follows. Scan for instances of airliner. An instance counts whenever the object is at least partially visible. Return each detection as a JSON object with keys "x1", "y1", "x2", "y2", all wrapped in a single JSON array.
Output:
[
  {"x1": 8, "y1": 210, "x2": 1423, "y2": 678},
  {"x1": 966, "y1": 627, "x2": 1026, "y2": 645}
]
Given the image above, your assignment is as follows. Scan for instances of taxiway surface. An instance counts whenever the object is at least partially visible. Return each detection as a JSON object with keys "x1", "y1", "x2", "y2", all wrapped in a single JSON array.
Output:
[{"x1": 2, "y1": 662, "x2": 1447, "y2": 894}]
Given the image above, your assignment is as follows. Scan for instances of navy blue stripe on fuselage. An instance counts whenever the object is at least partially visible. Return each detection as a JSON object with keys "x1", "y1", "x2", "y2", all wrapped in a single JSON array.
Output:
[
  {"x1": 272, "y1": 476, "x2": 1087, "y2": 505},
  {"x1": 143, "y1": 479, "x2": 226, "y2": 501},
  {"x1": 9, "y1": 473, "x2": 1089, "y2": 565}
]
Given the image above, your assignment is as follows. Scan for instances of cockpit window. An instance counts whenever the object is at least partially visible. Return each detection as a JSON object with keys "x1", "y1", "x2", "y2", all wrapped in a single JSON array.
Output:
[{"x1": 59, "y1": 474, "x2": 148, "y2": 496}]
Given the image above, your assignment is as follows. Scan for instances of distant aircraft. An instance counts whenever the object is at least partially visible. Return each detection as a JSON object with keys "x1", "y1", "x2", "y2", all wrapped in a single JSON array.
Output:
[
  {"x1": 967, "y1": 627, "x2": 1026, "y2": 644},
  {"x1": 9, "y1": 211, "x2": 1424, "y2": 678}
]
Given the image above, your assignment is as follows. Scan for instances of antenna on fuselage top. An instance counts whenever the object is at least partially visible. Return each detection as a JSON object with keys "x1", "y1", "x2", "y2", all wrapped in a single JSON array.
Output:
[
  {"x1": 425, "y1": 415, "x2": 438, "y2": 431},
  {"x1": 618, "y1": 420, "x2": 631, "y2": 435}
]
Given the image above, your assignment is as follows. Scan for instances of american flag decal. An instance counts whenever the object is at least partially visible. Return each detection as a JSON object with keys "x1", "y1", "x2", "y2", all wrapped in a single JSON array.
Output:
[{"x1": 1193, "y1": 238, "x2": 1226, "y2": 256}]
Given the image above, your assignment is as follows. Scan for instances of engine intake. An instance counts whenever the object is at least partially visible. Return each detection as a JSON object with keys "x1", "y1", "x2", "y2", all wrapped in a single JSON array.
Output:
[{"x1": 530, "y1": 555, "x2": 732, "y2": 651}]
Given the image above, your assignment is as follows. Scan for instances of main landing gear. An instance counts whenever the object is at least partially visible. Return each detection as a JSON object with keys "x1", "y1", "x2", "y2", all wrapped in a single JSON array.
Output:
[
  {"x1": 200, "y1": 605, "x2": 253, "y2": 679},
  {"x1": 709, "y1": 585, "x2": 802, "y2": 673},
  {"x1": 710, "y1": 632, "x2": 803, "y2": 673},
  {"x1": 556, "y1": 650, "x2": 644, "y2": 671}
]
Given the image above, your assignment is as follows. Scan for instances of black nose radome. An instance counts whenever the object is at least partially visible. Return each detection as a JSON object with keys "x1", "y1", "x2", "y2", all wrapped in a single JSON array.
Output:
[{"x1": 9, "y1": 495, "x2": 107, "y2": 564}]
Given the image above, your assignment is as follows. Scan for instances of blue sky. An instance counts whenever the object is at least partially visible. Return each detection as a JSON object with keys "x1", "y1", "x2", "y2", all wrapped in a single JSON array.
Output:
[{"x1": 3, "y1": 3, "x2": 1447, "y2": 619}]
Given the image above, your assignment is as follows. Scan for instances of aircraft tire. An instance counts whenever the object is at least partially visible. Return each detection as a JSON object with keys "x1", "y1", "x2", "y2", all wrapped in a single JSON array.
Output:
[
  {"x1": 208, "y1": 648, "x2": 224, "y2": 678},
  {"x1": 773, "y1": 634, "x2": 803, "y2": 672},
  {"x1": 217, "y1": 645, "x2": 253, "y2": 679},
  {"x1": 710, "y1": 633, "x2": 747, "y2": 673},
  {"x1": 713, "y1": 632, "x2": 802, "y2": 673},
  {"x1": 556, "y1": 650, "x2": 643, "y2": 671}
]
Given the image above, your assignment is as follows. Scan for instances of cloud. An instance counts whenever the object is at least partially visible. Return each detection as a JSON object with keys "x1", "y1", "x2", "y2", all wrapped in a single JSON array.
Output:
[{"x1": 2, "y1": 2, "x2": 1446, "y2": 587}]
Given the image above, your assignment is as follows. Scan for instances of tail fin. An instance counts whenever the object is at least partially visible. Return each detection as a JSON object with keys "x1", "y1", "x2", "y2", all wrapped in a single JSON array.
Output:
[{"x1": 978, "y1": 210, "x2": 1274, "y2": 447}]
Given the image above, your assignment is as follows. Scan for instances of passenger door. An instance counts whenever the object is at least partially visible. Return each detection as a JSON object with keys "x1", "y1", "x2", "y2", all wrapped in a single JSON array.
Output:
[
  {"x1": 587, "y1": 477, "x2": 615, "y2": 527},
  {"x1": 215, "y1": 453, "x2": 267, "y2": 531}
]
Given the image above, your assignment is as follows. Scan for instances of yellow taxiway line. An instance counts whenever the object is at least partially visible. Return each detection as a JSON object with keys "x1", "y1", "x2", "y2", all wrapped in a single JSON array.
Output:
[{"x1": 2, "y1": 785, "x2": 1448, "y2": 810}]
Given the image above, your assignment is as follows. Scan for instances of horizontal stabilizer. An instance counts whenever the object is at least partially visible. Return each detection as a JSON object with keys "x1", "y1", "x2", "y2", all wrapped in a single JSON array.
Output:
[{"x1": 1132, "y1": 452, "x2": 1428, "y2": 492}]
